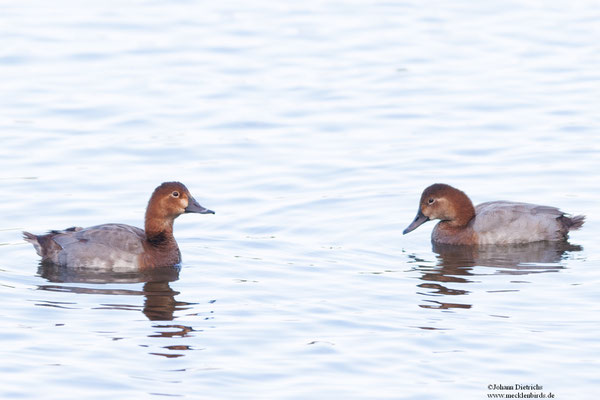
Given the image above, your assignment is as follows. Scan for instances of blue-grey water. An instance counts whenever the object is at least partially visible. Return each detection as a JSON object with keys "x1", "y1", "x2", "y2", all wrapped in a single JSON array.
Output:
[{"x1": 1, "y1": 1, "x2": 599, "y2": 399}]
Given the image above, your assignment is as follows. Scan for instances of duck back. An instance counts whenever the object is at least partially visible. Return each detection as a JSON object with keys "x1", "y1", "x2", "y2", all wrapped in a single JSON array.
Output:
[
  {"x1": 25, "y1": 224, "x2": 147, "y2": 270},
  {"x1": 472, "y1": 201, "x2": 582, "y2": 244}
]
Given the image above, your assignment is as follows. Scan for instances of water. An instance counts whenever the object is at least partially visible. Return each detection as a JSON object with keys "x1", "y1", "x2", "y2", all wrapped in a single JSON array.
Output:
[{"x1": 1, "y1": 1, "x2": 599, "y2": 399}]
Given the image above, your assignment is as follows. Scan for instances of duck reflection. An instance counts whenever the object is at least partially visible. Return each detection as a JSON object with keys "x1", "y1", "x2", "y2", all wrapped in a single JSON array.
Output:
[
  {"x1": 36, "y1": 262, "x2": 200, "y2": 358},
  {"x1": 415, "y1": 240, "x2": 582, "y2": 310},
  {"x1": 36, "y1": 261, "x2": 188, "y2": 321}
]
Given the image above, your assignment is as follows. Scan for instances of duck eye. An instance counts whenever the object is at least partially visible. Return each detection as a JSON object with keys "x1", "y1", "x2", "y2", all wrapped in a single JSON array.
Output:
[
  {"x1": 172, "y1": 191, "x2": 180, "y2": 198},
  {"x1": 428, "y1": 198, "x2": 435, "y2": 205}
]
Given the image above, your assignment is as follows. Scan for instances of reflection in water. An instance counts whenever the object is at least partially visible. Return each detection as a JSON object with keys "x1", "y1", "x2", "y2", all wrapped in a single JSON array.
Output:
[
  {"x1": 142, "y1": 281, "x2": 186, "y2": 321},
  {"x1": 148, "y1": 325, "x2": 198, "y2": 358},
  {"x1": 38, "y1": 262, "x2": 191, "y2": 321},
  {"x1": 414, "y1": 241, "x2": 583, "y2": 310},
  {"x1": 36, "y1": 262, "x2": 192, "y2": 321},
  {"x1": 37, "y1": 261, "x2": 181, "y2": 284},
  {"x1": 36, "y1": 262, "x2": 200, "y2": 358}
]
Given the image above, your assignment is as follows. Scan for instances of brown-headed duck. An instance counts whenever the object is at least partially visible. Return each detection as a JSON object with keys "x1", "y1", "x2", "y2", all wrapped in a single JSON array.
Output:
[
  {"x1": 24, "y1": 182, "x2": 214, "y2": 270},
  {"x1": 403, "y1": 183, "x2": 584, "y2": 245}
]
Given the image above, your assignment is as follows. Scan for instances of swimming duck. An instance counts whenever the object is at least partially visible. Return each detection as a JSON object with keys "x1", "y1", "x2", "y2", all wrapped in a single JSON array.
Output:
[
  {"x1": 403, "y1": 183, "x2": 584, "y2": 245},
  {"x1": 24, "y1": 182, "x2": 214, "y2": 270}
]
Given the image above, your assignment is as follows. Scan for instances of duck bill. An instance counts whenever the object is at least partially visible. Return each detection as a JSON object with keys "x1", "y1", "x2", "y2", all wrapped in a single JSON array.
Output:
[
  {"x1": 403, "y1": 209, "x2": 429, "y2": 234},
  {"x1": 185, "y1": 197, "x2": 215, "y2": 214}
]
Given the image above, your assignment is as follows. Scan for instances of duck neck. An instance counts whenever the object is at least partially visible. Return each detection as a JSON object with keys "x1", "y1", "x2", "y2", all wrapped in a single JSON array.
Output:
[
  {"x1": 448, "y1": 193, "x2": 476, "y2": 227},
  {"x1": 145, "y1": 216, "x2": 177, "y2": 248}
]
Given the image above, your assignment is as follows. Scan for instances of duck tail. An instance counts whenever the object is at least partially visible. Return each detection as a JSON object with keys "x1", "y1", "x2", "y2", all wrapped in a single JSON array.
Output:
[
  {"x1": 566, "y1": 214, "x2": 585, "y2": 231},
  {"x1": 559, "y1": 214, "x2": 585, "y2": 233},
  {"x1": 23, "y1": 231, "x2": 43, "y2": 256}
]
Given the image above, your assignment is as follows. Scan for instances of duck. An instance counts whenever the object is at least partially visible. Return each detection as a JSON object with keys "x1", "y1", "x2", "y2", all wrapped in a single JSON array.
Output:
[
  {"x1": 23, "y1": 182, "x2": 214, "y2": 270},
  {"x1": 403, "y1": 183, "x2": 584, "y2": 245}
]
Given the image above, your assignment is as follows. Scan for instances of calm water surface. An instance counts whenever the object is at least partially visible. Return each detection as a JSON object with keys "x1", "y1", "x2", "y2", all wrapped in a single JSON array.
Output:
[{"x1": 1, "y1": 1, "x2": 599, "y2": 399}]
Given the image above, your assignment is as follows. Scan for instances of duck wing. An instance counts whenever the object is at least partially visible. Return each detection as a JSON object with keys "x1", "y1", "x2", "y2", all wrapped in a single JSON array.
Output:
[
  {"x1": 472, "y1": 201, "x2": 564, "y2": 243},
  {"x1": 52, "y1": 224, "x2": 146, "y2": 254}
]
